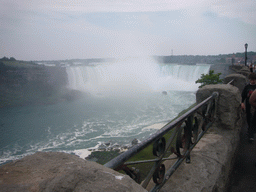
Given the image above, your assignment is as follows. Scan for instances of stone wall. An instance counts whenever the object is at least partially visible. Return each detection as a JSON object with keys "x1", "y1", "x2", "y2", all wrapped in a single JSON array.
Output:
[
  {"x1": 159, "y1": 82, "x2": 243, "y2": 192},
  {"x1": 160, "y1": 67, "x2": 249, "y2": 191},
  {"x1": 229, "y1": 65, "x2": 251, "y2": 78}
]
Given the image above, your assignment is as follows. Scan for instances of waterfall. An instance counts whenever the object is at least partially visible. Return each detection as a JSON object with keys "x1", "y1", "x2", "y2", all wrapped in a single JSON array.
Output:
[{"x1": 66, "y1": 58, "x2": 210, "y2": 95}]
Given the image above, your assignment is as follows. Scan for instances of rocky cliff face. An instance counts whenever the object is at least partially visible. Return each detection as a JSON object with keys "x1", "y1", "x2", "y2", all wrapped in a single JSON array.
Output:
[{"x1": 0, "y1": 62, "x2": 80, "y2": 107}]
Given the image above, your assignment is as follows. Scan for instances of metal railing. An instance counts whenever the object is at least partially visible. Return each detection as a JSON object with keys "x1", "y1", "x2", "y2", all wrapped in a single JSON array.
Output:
[
  {"x1": 227, "y1": 79, "x2": 234, "y2": 85},
  {"x1": 104, "y1": 92, "x2": 219, "y2": 192}
]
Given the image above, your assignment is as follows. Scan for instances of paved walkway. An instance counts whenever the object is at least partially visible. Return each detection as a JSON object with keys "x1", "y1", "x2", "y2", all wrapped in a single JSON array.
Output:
[{"x1": 227, "y1": 123, "x2": 256, "y2": 191}]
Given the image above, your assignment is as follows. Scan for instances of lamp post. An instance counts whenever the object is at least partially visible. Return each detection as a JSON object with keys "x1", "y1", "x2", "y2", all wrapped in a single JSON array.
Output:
[{"x1": 245, "y1": 43, "x2": 248, "y2": 66}]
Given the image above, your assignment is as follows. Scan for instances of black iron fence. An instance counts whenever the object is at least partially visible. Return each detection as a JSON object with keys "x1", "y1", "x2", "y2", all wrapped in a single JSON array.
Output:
[{"x1": 104, "y1": 92, "x2": 219, "y2": 192}]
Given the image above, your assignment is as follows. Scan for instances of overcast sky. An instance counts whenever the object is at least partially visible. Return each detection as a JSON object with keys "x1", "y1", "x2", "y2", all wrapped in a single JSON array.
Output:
[{"x1": 1, "y1": 0, "x2": 256, "y2": 61}]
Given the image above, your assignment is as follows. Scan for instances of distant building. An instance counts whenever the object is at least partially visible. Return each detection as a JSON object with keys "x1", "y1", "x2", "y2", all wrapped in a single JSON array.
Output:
[{"x1": 225, "y1": 57, "x2": 243, "y2": 65}]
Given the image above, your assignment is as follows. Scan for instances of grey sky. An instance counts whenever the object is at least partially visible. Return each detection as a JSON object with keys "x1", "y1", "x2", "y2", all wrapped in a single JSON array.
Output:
[{"x1": 1, "y1": 0, "x2": 256, "y2": 60}]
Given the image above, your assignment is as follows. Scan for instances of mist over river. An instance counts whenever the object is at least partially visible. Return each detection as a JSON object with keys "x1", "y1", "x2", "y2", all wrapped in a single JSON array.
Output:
[{"x1": 0, "y1": 58, "x2": 211, "y2": 165}]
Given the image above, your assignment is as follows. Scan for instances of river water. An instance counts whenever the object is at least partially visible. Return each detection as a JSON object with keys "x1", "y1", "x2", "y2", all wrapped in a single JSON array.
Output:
[{"x1": 0, "y1": 58, "x2": 211, "y2": 165}]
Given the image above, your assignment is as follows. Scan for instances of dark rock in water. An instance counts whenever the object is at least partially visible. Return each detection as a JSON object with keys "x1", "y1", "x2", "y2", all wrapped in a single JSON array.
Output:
[
  {"x1": 132, "y1": 138, "x2": 139, "y2": 145},
  {"x1": 162, "y1": 91, "x2": 168, "y2": 95},
  {"x1": 98, "y1": 144, "x2": 107, "y2": 151}
]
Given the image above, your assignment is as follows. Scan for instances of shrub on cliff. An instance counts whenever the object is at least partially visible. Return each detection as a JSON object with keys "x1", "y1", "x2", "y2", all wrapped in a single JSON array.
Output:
[{"x1": 196, "y1": 70, "x2": 223, "y2": 88}]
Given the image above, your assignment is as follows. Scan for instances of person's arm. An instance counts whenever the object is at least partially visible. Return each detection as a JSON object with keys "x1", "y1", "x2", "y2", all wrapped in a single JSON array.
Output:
[{"x1": 249, "y1": 89, "x2": 256, "y2": 108}]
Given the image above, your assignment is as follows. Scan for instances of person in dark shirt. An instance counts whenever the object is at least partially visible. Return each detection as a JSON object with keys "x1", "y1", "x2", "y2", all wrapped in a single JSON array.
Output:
[{"x1": 241, "y1": 73, "x2": 256, "y2": 142}]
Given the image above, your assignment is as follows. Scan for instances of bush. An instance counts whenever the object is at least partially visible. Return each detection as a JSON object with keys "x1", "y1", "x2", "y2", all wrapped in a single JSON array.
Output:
[{"x1": 196, "y1": 70, "x2": 223, "y2": 88}]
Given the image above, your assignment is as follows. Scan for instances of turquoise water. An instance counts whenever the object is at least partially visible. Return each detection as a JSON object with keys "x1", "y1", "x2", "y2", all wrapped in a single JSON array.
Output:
[{"x1": 0, "y1": 90, "x2": 196, "y2": 164}]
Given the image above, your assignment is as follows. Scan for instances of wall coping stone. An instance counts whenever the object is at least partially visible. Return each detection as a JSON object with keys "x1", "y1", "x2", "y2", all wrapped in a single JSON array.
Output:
[{"x1": 0, "y1": 152, "x2": 147, "y2": 192}]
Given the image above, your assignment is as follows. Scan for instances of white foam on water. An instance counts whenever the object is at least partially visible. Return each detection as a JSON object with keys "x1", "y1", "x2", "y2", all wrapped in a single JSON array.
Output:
[{"x1": 73, "y1": 149, "x2": 92, "y2": 159}]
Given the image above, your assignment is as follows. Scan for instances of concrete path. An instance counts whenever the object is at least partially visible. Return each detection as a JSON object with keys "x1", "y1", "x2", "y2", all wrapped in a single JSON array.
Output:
[{"x1": 227, "y1": 124, "x2": 256, "y2": 191}]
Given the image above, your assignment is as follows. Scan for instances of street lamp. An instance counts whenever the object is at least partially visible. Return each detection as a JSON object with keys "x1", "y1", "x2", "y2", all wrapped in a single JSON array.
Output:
[{"x1": 245, "y1": 43, "x2": 248, "y2": 66}]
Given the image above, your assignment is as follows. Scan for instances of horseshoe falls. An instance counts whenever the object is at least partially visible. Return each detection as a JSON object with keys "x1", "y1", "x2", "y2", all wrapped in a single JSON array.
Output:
[
  {"x1": 0, "y1": 58, "x2": 210, "y2": 165},
  {"x1": 66, "y1": 58, "x2": 210, "y2": 95}
]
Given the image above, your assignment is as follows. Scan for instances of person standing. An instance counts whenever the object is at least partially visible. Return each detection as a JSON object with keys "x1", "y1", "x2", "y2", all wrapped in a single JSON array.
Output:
[
  {"x1": 241, "y1": 73, "x2": 256, "y2": 142},
  {"x1": 249, "y1": 63, "x2": 253, "y2": 73}
]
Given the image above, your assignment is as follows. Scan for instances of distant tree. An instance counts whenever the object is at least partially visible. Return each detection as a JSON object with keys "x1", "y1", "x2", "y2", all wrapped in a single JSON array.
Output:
[
  {"x1": 0, "y1": 56, "x2": 9, "y2": 61},
  {"x1": 0, "y1": 56, "x2": 16, "y2": 61},
  {"x1": 196, "y1": 70, "x2": 223, "y2": 88}
]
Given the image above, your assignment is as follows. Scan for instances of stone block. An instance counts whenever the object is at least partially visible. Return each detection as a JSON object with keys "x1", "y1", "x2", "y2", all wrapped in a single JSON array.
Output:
[
  {"x1": 0, "y1": 152, "x2": 147, "y2": 192},
  {"x1": 224, "y1": 74, "x2": 247, "y2": 93},
  {"x1": 196, "y1": 84, "x2": 242, "y2": 130}
]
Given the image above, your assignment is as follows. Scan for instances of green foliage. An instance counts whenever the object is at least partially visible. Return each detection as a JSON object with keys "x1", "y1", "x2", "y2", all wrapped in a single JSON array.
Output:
[{"x1": 196, "y1": 70, "x2": 223, "y2": 88}]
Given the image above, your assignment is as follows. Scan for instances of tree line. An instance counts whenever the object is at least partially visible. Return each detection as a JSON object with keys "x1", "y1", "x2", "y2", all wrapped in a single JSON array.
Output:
[{"x1": 0, "y1": 56, "x2": 16, "y2": 61}]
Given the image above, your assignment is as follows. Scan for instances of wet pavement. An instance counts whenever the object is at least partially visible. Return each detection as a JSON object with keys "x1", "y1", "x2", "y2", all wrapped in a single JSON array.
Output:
[{"x1": 227, "y1": 123, "x2": 256, "y2": 192}]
